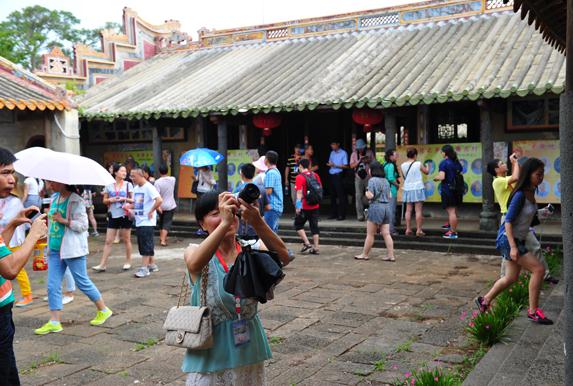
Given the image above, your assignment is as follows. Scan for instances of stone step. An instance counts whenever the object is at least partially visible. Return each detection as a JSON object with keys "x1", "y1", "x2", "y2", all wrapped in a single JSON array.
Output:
[{"x1": 462, "y1": 282, "x2": 565, "y2": 386}]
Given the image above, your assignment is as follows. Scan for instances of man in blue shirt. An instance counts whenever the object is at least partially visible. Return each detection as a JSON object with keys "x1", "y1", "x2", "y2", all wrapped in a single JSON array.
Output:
[
  {"x1": 326, "y1": 141, "x2": 349, "y2": 220},
  {"x1": 264, "y1": 151, "x2": 283, "y2": 232}
]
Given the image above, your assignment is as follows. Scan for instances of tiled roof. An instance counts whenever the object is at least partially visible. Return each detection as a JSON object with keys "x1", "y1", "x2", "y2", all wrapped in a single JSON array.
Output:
[
  {"x1": 79, "y1": 11, "x2": 566, "y2": 120},
  {"x1": 0, "y1": 57, "x2": 70, "y2": 111}
]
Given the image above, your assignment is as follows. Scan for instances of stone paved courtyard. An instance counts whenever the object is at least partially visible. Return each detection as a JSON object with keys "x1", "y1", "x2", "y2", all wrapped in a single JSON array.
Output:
[{"x1": 12, "y1": 236, "x2": 501, "y2": 386}]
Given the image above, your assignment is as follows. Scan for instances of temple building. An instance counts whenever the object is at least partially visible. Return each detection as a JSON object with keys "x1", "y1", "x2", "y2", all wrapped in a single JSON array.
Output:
[
  {"x1": 77, "y1": 0, "x2": 564, "y2": 224},
  {"x1": 0, "y1": 56, "x2": 79, "y2": 154},
  {"x1": 35, "y1": 7, "x2": 193, "y2": 90}
]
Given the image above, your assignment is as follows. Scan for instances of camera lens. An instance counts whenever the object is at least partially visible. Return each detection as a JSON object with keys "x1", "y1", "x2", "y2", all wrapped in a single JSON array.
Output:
[{"x1": 238, "y1": 183, "x2": 260, "y2": 205}]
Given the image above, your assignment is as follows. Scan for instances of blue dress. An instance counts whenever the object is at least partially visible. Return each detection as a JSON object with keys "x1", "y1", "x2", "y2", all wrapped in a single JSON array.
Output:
[{"x1": 181, "y1": 256, "x2": 272, "y2": 374}]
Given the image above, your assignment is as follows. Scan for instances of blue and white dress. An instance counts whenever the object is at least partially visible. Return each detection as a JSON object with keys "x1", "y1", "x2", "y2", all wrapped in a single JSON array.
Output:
[{"x1": 401, "y1": 161, "x2": 426, "y2": 203}]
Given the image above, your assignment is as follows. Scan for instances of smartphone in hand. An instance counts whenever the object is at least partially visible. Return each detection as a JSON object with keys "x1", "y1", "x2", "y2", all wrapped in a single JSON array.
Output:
[{"x1": 26, "y1": 210, "x2": 40, "y2": 220}]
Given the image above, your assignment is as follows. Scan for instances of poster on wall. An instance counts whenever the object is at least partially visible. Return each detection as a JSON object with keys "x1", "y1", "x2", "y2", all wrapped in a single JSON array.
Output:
[
  {"x1": 214, "y1": 149, "x2": 260, "y2": 192},
  {"x1": 103, "y1": 149, "x2": 173, "y2": 175},
  {"x1": 512, "y1": 140, "x2": 560, "y2": 204},
  {"x1": 385, "y1": 143, "x2": 485, "y2": 203}
]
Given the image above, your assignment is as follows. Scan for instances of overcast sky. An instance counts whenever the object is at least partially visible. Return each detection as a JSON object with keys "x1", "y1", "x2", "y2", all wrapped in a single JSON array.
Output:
[{"x1": 0, "y1": 0, "x2": 425, "y2": 40}]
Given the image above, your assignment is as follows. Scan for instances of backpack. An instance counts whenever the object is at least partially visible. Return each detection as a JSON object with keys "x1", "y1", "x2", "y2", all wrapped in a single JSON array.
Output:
[
  {"x1": 303, "y1": 173, "x2": 323, "y2": 205},
  {"x1": 448, "y1": 163, "x2": 465, "y2": 196}
]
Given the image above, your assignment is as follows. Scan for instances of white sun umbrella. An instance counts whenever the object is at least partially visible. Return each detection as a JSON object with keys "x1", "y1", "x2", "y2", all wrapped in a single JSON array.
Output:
[{"x1": 14, "y1": 147, "x2": 114, "y2": 186}]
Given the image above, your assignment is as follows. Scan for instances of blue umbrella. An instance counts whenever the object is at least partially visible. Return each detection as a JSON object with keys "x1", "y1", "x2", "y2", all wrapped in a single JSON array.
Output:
[{"x1": 180, "y1": 148, "x2": 224, "y2": 168}]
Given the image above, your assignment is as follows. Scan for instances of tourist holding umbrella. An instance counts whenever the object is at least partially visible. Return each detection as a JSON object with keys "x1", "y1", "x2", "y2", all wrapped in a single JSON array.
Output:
[
  {"x1": 13, "y1": 148, "x2": 114, "y2": 335},
  {"x1": 180, "y1": 148, "x2": 223, "y2": 197}
]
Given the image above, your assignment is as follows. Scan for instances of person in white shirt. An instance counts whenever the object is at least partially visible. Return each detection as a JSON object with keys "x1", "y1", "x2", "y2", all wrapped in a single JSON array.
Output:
[
  {"x1": 196, "y1": 166, "x2": 216, "y2": 196},
  {"x1": 400, "y1": 148, "x2": 429, "y2": 236},
  {"x1": 22, "y1": 177, "x2": 44, "y2": 209},
  {"x1": 154, "y1": 165, "x2": 177, "y2": 247},
  {"x1": 129, "y1": 168, "x2": 162, "y2": 278}
]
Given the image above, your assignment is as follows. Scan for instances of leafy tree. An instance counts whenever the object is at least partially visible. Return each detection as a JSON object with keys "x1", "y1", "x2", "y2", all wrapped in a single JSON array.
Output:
[
  {"x1": 0, "y1": 29, "x2": 25, "y2": 64},
  {"x1": 74, "y1": 22, "x2": 122, "y2": 49},
  {"x1": 0, "y1": 5, "x2": 80, "y2": 70},
  {"x1": 0, "y1": 6, "x2": 121, "y2": 70}
]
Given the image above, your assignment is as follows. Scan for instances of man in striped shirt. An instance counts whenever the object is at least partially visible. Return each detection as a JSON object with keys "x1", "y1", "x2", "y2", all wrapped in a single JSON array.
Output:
[{"x1": 0, "y1": 148, "x2": 48, "y2": 385}]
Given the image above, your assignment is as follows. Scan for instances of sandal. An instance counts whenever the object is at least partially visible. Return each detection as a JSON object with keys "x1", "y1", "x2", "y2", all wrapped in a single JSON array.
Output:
[
  {"x1": 416, "y1": 231, "x2": 426, "y2": 236},
  {"x1": 405, "y1": 230, "x2": 414, "y2": 236},
  {"x1": 354, "y1": 255, "x2": 369, "y2": 260},
  {"x1": 91, "y1": 265, "x2": 106, "y2": 272},
  {"x1": 382, "y1": 256, "x2": 396, "y2": 262}
]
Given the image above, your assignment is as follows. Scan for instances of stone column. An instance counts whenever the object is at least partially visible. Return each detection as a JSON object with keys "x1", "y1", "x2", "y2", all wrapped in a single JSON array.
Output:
[
  {"x1": 194, "y1": 117, "x2": 204, "y2": 148},
  {"x1": 217, "y1": 119, "x2": 228, "y2": 192},
  {"x1": 563, "y1": 1, "x2": 573, "y2": 380},
  {"x1": 384, "y1": 112, "x2": 397, "y2": 151},
  {"x1": 478, "y1": 101, "x2": 497, "y2": 231},
  {"x1": 239, "y1": 124, "x2": 247, "y2": 149},
  {"x1": 152, "y1": 126, "x2": 162, "y2": 178},
  {"x1": 51, "y1": 110, "x2": 80, "y2": 154},
  {"x1": 417, "y1": 105, "x2": 430, "y2": 145}
]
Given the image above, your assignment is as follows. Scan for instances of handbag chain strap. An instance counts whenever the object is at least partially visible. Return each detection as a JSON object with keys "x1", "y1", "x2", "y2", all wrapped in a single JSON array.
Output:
[{"x1": 177, "y1": 264, "x2": 209, "y2": 308}]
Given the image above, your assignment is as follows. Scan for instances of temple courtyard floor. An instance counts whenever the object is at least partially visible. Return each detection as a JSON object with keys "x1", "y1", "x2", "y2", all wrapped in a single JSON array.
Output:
[{"x1": 12, "y1": 235, "x2": 551, "y2": 385}]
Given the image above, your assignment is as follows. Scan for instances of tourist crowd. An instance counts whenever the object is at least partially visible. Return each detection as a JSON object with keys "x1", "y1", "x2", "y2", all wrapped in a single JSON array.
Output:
[{"x1": 0, "y1": 141, "x2": 559, "y2": 386}]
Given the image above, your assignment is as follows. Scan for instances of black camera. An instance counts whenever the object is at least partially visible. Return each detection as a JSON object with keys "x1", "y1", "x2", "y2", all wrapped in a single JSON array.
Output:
[{"x1": 238, "y1": 183, "x2": 260, "y2": 205}]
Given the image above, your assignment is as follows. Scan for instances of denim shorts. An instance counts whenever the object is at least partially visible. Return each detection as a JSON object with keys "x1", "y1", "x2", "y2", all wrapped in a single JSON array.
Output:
[{"x1": 496, "y1": 234, "x2": 528, "y2": 260}]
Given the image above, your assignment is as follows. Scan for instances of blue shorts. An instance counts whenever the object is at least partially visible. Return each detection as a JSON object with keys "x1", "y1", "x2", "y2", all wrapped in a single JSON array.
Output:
[{"x1": 496, "y1": 235, "x2": 528, "y2": 260}]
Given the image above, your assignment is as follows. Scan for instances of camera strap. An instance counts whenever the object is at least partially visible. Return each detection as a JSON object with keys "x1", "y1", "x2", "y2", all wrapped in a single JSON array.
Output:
[{"x1": 216, "y1": 243, "x2": 242, "y2": 318}]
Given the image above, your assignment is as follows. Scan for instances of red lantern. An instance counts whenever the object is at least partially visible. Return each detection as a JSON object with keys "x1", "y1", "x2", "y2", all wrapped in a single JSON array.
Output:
[
  {"x1": 352, "y1": 108, "x2": 383, "y2": 133},
  {"x1": 253, "y1": 114, "x2": 281, "y2": 137}
]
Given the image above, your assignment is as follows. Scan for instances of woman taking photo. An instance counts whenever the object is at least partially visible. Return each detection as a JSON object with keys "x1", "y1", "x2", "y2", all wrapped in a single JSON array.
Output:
[
  {"x1": 475, "y1": 158, "x2": 552, "y2": 324},
  {"x1": 354, "y1": 161, "x2": 395, "y2": 262},
  {"x1": 93, "y1": 163, "x2": 134, "y2": 272},
  {"x1": 182, "y1": 192, "x2": 289, "y2": 384},
  {"x1": 34, "y1": 181, "x2": 112, "y2": 335},
  {"x1": 400, "y1": 148, "x2": 429, "y2": 236}
]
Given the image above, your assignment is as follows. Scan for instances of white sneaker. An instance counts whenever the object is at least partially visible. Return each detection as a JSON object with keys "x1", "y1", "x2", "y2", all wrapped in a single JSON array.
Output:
[
  {"x1": 134, "y1": 266, "x2": 150, "y2": 278},
  {"x1": 62, "y1": 296, "x2": 74, "y2": 305},
  {"x1": 43, "y1": 296, "x2": 48, "y2": 302},
  {"x1": 122, "y1": 264, "x2": 132, "y2": 271},
  {"x1": 148, "y1": 264, "x2": 159, "y2": 273}
]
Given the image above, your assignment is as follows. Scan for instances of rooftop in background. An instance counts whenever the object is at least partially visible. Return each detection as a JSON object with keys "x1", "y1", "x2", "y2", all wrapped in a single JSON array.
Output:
[
  {"x1": 0, "y1": 56, "x2": 71, "y2": 112},
  {"x1": 78, "y1": 0, "x2": 566, "y2": 120}
]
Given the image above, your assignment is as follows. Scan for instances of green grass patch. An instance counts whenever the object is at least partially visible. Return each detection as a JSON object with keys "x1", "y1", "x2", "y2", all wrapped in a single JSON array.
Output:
[
  {"x1": 268, "y1": 336, "x2": 284, "y2": 345},
  {"x1": 373, "y1": 357, "x2": 386, "y2": 372},
  {"x1": 20, "y1": 352, "x2": 64, "y2": 375},
  {"x1": 396, "y1": 338, "x2": 415, "y2": 353},
  {"x1": 133, "y1": 338, "x2": 158, "y2": 352}
]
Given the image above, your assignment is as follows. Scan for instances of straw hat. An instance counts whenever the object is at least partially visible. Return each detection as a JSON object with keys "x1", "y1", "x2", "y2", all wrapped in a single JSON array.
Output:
[{"x1": 252, "y1": 156, "x2": 268, "y2": 172}]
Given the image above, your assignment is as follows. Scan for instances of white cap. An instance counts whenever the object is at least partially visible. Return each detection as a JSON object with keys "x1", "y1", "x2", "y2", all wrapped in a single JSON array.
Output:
[{"x1": 252, "y1": 156, "x2": 268, "y2": 171}]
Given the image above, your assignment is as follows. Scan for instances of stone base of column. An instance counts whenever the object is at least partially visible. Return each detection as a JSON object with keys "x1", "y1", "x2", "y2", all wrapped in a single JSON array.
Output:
[{"x1": 479, "y1": 208, "x2": 498, "y2": 231}]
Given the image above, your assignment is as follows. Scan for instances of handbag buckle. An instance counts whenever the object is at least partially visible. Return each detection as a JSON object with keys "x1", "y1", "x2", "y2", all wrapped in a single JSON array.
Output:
[{"x1": 176, "y1": 331, "x2": 185, "y2": 344}]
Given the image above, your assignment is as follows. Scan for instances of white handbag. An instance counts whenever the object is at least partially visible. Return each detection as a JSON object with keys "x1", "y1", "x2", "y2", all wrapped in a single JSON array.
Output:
[{"x1": 163, "y1": 265, "x2": 213, "y2": 350}]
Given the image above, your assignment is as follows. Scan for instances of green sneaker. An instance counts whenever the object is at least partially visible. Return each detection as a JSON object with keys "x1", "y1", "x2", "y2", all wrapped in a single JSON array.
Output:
[
  {"x1": 34, "y1": 321, "x2": 63, "y2": 335},
  {"x1": 90, "y1": 308, "x2": 113, "y2": 326}
]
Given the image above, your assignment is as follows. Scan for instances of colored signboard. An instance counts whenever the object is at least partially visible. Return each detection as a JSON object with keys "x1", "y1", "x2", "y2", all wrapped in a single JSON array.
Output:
[
  {"x1": 217, "y1": 149, "x2": 260, "y2": 192},
  {"x1": 380, "y1": 142, "x2": 504, "y2": 203},
  {"x1": 512, "y1": 140, "x2": 560, "y2": 204}
]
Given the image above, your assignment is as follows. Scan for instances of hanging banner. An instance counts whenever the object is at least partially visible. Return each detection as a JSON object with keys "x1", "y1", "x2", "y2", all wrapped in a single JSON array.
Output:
[{"x1": 512, "y1": 140, "x2": 560, "y2": 204}]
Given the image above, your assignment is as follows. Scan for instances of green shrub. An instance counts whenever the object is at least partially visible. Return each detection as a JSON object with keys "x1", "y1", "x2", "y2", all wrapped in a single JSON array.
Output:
[
  {"x1": 396, "y1": 367, "x2": 461, "y2": 386},
  {"x1": 544, "y1": 246, "x2": 562, "y2": 277}
]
